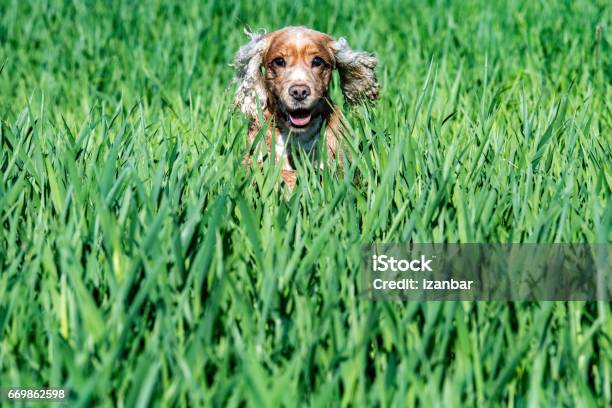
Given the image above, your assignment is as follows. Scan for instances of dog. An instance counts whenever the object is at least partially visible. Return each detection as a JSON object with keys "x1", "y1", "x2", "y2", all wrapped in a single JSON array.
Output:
[{"x1": 232, "y1": 26, "x2": 379, "y2": 188}]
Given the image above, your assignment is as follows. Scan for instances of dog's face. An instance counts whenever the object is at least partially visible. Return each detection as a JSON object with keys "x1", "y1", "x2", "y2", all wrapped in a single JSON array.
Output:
[
  {"x1": 233, "y1": 26, "x2": 379, "y2": 130},
  {"x1": 263, "y1": 28, "x2": 335, "y2": 133}
]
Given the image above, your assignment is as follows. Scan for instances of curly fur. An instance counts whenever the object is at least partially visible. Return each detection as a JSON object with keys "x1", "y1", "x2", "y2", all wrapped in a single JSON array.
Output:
[
  {"x1": 232, "y1": 28, "x2": 268, "y2": 119},
  {"x1": 232, "y1": 27, "x2": 379, "y2": 188},
  {"x1": 331, "y1": 37, "x2": 379, "y2": 104}
]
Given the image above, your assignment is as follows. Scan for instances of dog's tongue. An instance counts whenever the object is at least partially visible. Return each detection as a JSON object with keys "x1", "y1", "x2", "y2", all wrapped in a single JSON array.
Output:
[{"x1": 289, "y1": 112, "x2": 312, "y2": 127}]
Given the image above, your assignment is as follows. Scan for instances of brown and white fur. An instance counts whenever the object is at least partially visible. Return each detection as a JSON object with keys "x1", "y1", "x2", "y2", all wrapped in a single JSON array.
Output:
[{"x1": 232, "y1": 26, "x2": 379, "y2": 188}]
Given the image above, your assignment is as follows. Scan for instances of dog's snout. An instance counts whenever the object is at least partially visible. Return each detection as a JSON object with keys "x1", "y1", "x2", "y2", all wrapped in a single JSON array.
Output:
[{"x1": 289, "y1": 84, "x2": 311, "y2": 101}]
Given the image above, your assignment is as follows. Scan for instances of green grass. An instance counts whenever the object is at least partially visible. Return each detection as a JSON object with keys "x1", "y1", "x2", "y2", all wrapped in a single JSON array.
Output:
[{"x1": 0, "y1": 0, "x2": 610, "y2": 406}]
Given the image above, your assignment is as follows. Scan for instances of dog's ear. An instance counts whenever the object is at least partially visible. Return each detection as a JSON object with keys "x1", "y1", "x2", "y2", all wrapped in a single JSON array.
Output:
[
  {"x1": 232, "y1": 28, "x2": 269, "y2": 119},
  {"x1": 331, "y1": 38, "x2": 379, "y2": 104}
]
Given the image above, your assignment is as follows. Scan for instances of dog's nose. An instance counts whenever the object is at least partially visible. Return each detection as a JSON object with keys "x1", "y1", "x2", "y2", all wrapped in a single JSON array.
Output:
[{"x1": 289, "y1": 84, "x2": 311, "y2": 101}]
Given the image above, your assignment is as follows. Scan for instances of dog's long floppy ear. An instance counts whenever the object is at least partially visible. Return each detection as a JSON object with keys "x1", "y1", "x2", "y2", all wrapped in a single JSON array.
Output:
[
  {"x1": 331, "y1": 37, "x2": 379, "y2": 104},
  {"x1": 232, "y1": 28, "x2": 269, "y2": 119}
]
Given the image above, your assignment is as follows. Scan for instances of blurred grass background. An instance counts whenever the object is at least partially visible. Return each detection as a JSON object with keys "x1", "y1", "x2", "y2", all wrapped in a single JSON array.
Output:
[{"x1": 0, "y1": 0, "x2": 610, "y2": 405}]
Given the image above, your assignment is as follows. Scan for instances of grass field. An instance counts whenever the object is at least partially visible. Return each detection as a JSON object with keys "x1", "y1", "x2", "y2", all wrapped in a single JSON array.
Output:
[{"x1": 0, "y1": 0, "x2": 610, "y2": 406}]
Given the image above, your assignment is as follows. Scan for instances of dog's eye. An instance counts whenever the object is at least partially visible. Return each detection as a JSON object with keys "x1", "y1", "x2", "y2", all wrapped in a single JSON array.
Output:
[
  {"x1": 272, "y1": 57, "x2": 285, "y2": 67},
  {"x1": 312, "y1": 57, "x2": 324, "y2": 67}
]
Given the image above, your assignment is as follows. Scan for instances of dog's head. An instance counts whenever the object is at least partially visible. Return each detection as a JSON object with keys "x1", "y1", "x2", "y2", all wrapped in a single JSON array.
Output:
[{"x1": 233, "y1": 26, "x2": 378, "y2": 134}]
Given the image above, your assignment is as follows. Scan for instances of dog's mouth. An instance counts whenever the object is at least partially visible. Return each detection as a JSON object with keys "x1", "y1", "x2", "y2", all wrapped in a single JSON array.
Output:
[{"x1": 287, "y1": 109, "x2": 312, "y2": 128}]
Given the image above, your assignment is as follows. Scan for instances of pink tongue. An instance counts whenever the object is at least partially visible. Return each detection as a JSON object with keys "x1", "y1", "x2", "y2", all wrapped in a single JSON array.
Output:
[{"x1": 289, "y1": 113, "x2": 312, "y2": 127}]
